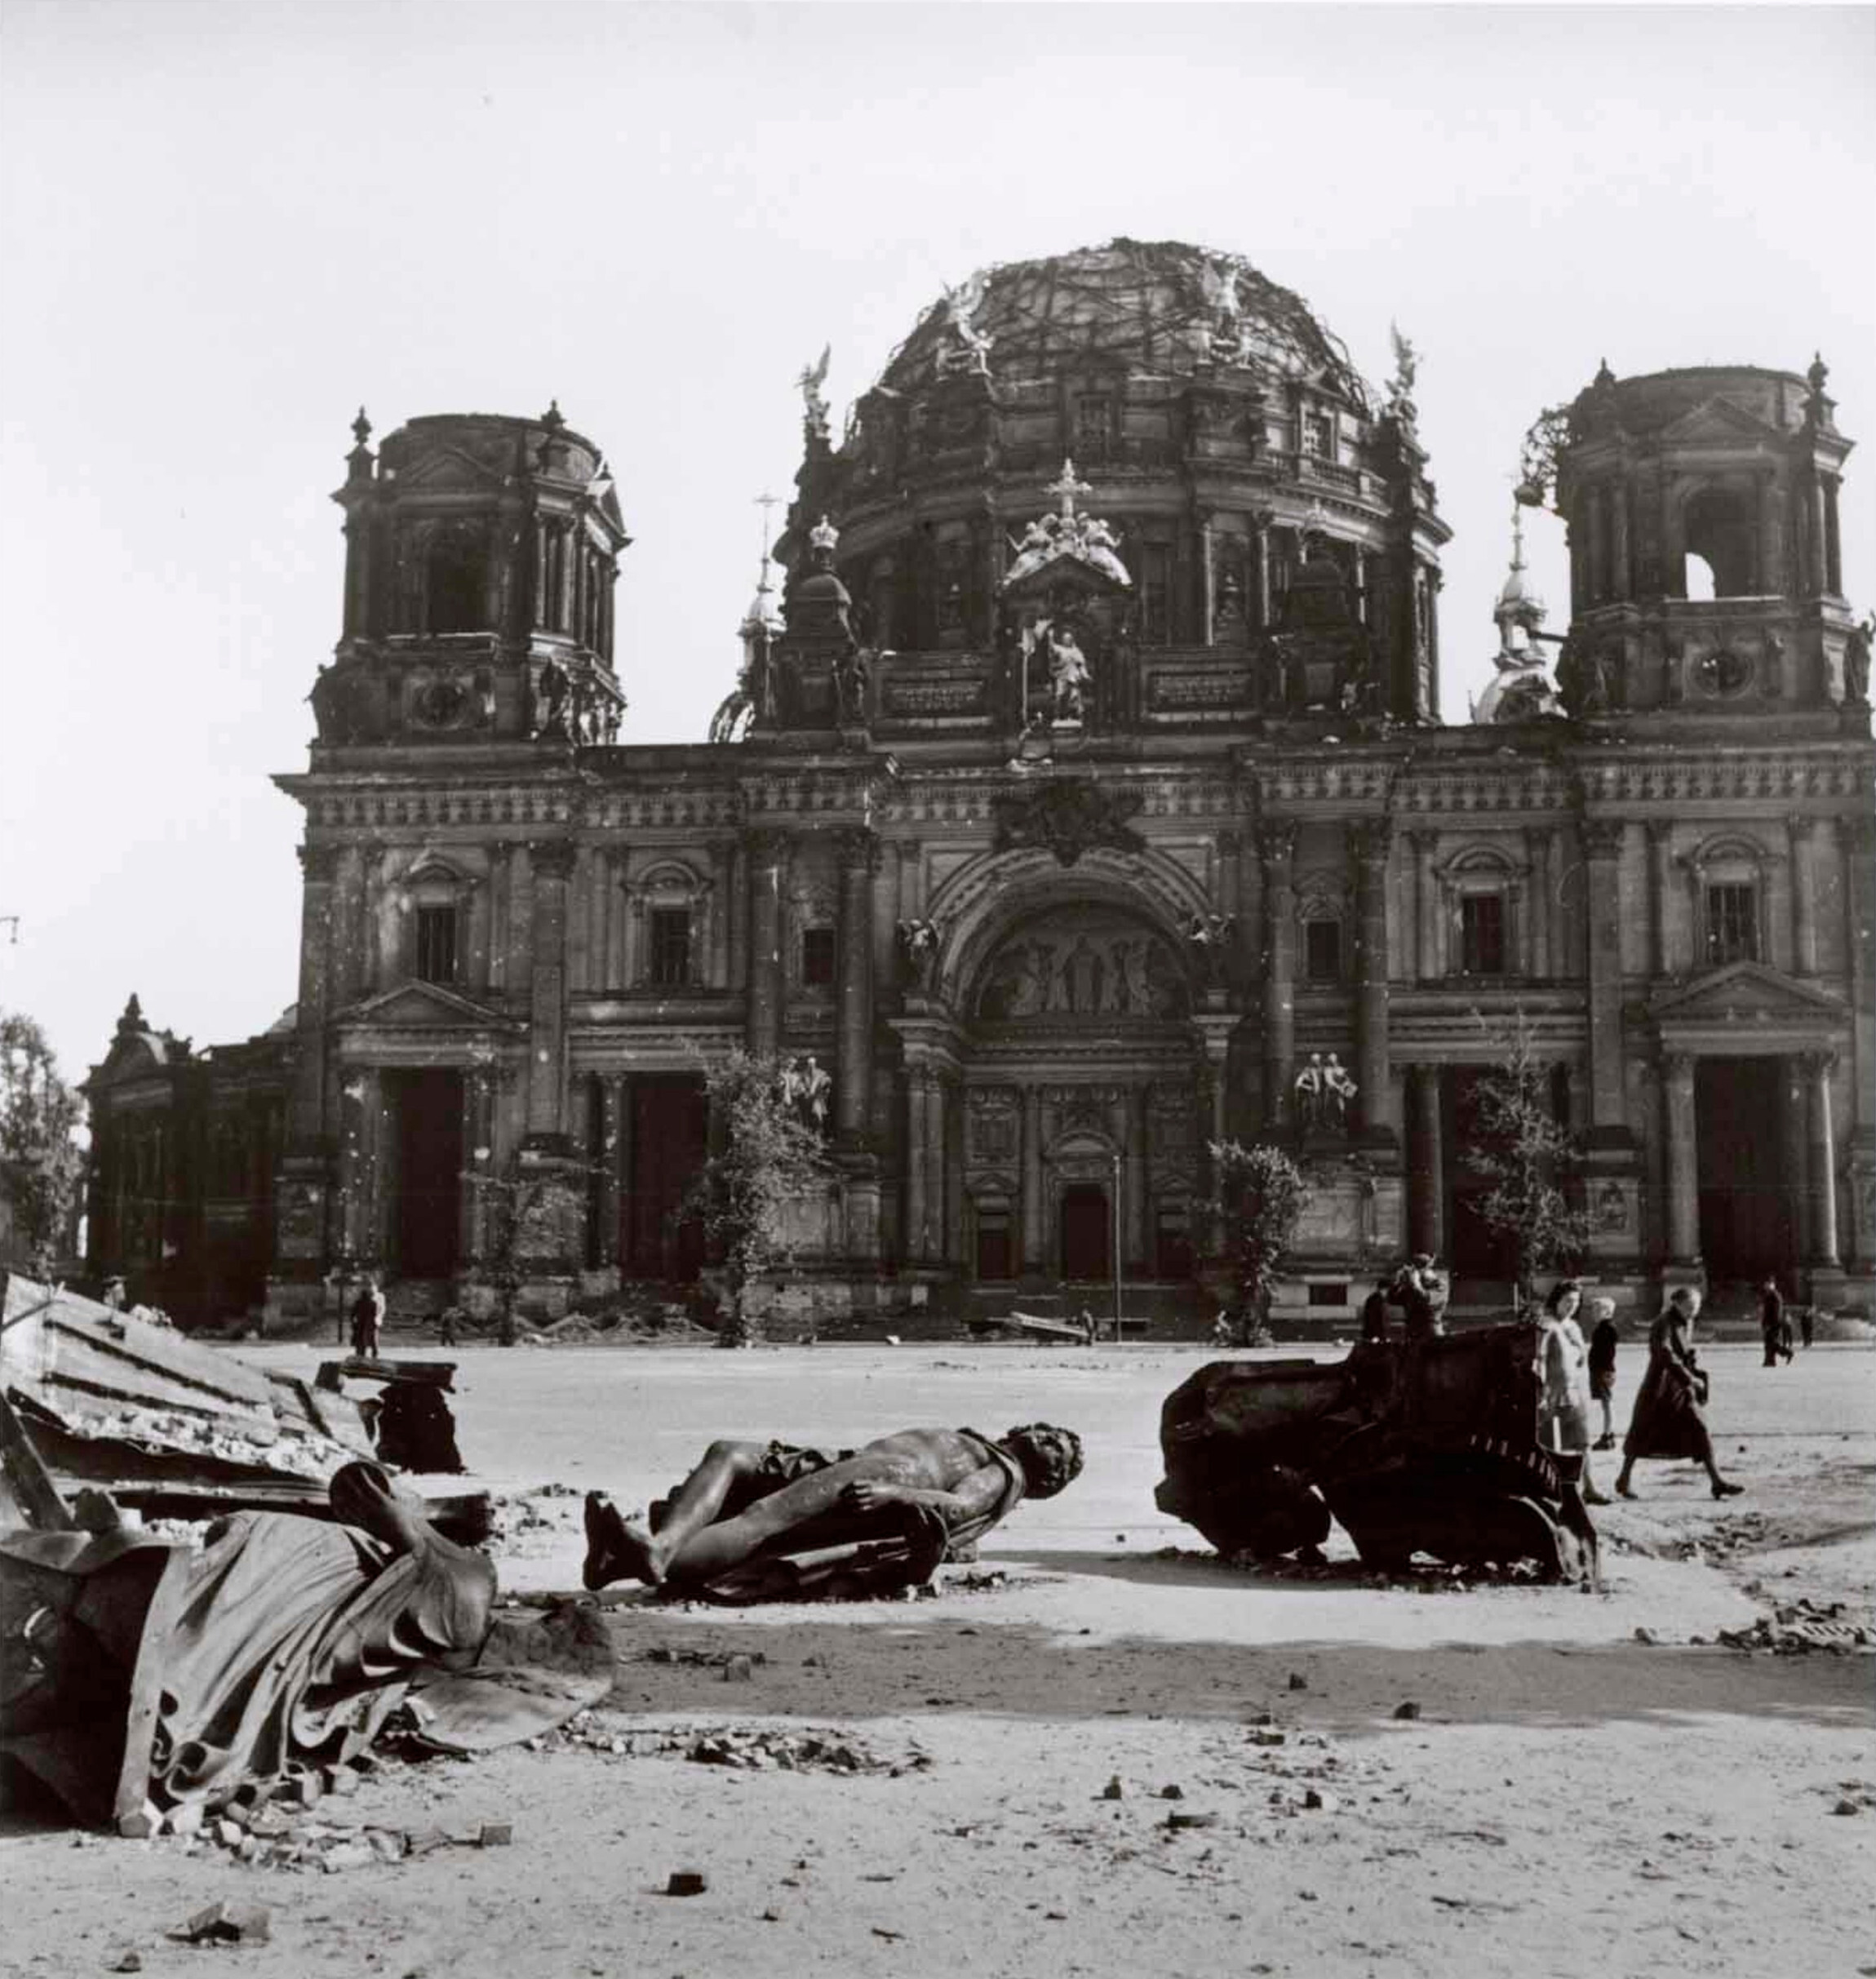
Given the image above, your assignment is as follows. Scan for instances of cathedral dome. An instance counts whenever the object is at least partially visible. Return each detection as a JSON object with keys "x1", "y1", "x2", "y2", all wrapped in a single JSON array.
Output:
[{"x1": 874, "y1": 238, "x2": 1373, "y2": 406}]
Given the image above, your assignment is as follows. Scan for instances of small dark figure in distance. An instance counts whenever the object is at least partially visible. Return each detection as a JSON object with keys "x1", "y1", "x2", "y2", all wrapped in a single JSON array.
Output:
[
  {"x1": 1586, "y1": 1296, "x2": 1621, "y2": 1449},
  {"x1": 1760, "y1": 1277, "x2": 1793, "y2": 1368},
  {"x1": 348, "y1": 1274, "x2": 386, "y2": 1360},
  {"x1": 1359, "y1": 1278, "x2": 1391, "y2": 1343}
]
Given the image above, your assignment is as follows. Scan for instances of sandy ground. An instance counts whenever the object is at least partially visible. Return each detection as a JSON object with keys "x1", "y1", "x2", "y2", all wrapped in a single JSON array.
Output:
[{"x1": 3, "y1": 1340, "x2": 1873, "y2": 1979}]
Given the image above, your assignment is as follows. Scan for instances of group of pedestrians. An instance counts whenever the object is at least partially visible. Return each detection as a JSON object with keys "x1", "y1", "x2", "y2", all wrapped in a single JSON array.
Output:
[{"x1": 1536, "y1": 1279, "x2": 1744, "y2": 1504}]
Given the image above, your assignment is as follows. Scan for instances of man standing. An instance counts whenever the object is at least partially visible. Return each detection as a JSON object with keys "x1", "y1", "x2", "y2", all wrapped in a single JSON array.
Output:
[
  {"x1": 1586, "y1": 1296, "x2": 1621, "y2": 1449},
  {"x1": 1759, "y1": 1277, "x2": 1791, "y2": 1368},
  {"x1": 349, "y1": 1273, "x2": 386, "y2": 1360}
]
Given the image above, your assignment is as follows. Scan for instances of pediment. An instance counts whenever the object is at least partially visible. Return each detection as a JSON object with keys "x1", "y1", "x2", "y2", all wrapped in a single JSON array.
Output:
[
  {"x1": 339, "y1": 981, "x2": 518, "y2": 1030},
  {"x1": 86, "y1": 1032, "x2": 178, "y2": 1090},
  {"x1": 397, "y1": 445, "x2": 506, "y2": 494},
  {"x1": 1658, "y1": 395, "x2": 1781, "y2": 446},
  {"x1": 1648, "y1": 961, "x2": 1845, "y2": 1024}
]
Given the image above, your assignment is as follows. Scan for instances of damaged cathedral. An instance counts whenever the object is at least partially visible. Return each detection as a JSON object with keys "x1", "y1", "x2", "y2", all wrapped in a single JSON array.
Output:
[{"x1": 82, "y1": 240, "x2": 1875, "y2": 1331}]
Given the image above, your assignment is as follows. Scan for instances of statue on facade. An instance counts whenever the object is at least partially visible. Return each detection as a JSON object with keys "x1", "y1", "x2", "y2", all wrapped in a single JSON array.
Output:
[
  {"x1": 797, "y1": 344, "x2": 832, "y2": 446},
  {"x1": 940, "y1": 273, "x2": 994, "y2": 377},
  {"x1": 781, "y1": 1054, "x2": 832, "y2": 1129},
  {"x1": 1048, "y1": 623, "x2": 1091, "y2": 722},
  {"x1": 531, "y1": 655, "x2": 570, "y2": 738},
  {"x1": 834, "y1": 644, "x2": 871, "y2": 725},
  {"x1": 1184, "y1": 911, "x2": 1235, "y2": 985},
  {"x1": 1846, "y1": 614, "x2": 1873, "y2": 705},
  {"x1": 896, "y1": 916, "x2": 942, "y2": 992},
  {"x1": 1386, "y1": 322, "x2": 1420, "y2": 431},
  {"x1": 1321, "y1": 1052, "x2": 1358, "y2": 1129},
  {"x1": 1294, "y1": 1053, "x2": 1325, "y2": 1129}
]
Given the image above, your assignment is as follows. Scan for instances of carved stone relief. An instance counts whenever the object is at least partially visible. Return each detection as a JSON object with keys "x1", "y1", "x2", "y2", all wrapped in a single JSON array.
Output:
[{"x1": 975, "y1": 907, "x2": 1187, "y2": 1021}]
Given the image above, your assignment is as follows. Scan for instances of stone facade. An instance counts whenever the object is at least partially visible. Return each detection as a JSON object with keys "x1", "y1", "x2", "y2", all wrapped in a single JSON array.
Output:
[{"x1": 84, "y1": 245, "x2": 1876, "y2": 1328}]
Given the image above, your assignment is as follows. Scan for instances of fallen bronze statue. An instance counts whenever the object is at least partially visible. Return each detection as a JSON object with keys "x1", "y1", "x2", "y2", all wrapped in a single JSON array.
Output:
[
  {"x1": 1154, "y1": 1326, "x2": 1598, "y2": 1582},
  {"x1": 582, "y1": 1422, "x2": 1084, "y2": 1603},
  {"x1": 0, "y1": 1434, "x2": 608, "y2": 1834}
]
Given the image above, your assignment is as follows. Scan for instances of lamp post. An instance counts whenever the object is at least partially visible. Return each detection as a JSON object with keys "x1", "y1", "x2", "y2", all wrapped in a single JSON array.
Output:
[{"x1": 1111, "y1": 1147, "x2": 1124, "y2": 1343}]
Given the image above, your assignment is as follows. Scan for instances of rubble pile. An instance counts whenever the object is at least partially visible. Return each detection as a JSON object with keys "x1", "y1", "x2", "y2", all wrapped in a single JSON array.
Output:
[
  {"x1": 527, "y1": 1711, "x2": 930, "y2": 1777},
  {"x1": 1716, "y1": 1600, "x2": 1871, "y2": 1654}
]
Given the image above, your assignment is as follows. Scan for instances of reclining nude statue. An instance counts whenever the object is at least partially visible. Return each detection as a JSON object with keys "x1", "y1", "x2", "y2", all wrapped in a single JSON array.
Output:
[{"x1": 581, "y1": 1423, "x2": 1084, "y2": 1603}]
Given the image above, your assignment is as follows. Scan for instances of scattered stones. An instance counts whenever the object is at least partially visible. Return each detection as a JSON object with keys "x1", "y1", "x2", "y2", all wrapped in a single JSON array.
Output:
[
  {"x1": 666, "y1": 1870, "x2": 708, "y2": 1897},
  {"x1": 1165, "y1": 1811, "x2": 1217, "y2": 1831},
  {"x1": 1831, "y1": 1799, "x2": 1863, "y2": 1817},
  {"x1": 1159, "y1": 1782, "x2": 1184, "y2": 1799},
  {"x1": 1249, "y1": 1728, "x2": 1286, "y2": 1748},
  {"x1": 724, "y1": 1655, "x2": 756, "y2": 1684},
  {"x1": 167, "y1": 1902, "x2": 272, "y2": 1946},
  {"x1": 1302, "y1": 1788, "x2": 1337, "y2": 1813},
  {"x1": 1102, "y1": 1777, "x2": 1124, "y2": 1800},
  {"x1": 1391, "y1": 1702, "x2": 1422, "y2": 1721},
  {"x1": 104, "y1": 1952, "x2": 142, "y2": 1973},
  {"x1": 1633, "y1": 1626, "x2": 1659, "y2": 1645},
  {"x1": 1287, "y1": 1672, "x2": 1308, "y2": 1691}
]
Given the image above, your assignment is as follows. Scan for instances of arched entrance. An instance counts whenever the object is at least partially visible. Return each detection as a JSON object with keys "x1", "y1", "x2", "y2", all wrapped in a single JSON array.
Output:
[{"x1": 1058, "y1": 1183, "x2": 1111, "y2": 1280}]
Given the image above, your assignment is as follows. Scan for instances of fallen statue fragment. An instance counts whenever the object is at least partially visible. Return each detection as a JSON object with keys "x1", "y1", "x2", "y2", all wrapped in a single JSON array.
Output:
[
  {"x1": 0, "y1": 1272, "x2": 477, "y2": 1524},
  {"x1": 1155, "y1": 1325, "x2": 1599, "y2": 1582},
  {"x1": 0, "y1": 1417, "x2": 610, "y2": 1833}
]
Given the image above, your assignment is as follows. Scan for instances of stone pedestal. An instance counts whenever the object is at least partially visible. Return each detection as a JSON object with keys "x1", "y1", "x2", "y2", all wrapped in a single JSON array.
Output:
[{"x1": 510, "y1": 1133, "x2": 591, "y2": 1282}]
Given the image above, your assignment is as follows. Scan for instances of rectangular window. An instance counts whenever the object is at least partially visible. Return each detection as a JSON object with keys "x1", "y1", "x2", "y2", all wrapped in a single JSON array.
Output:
[
  {"x1": 649, "y1": 907, "x2": 692, "y2": 987},
  {"x1": 1306, "y1": 1281, "x2": 1349, "y2": 1308},
  {"x1": 1075, "y1": 394, "x2": 1112, "y2": 447},
  {"x1": 1460, "y1": 893, "x2": 1506, "y2": 977},
  {"x1": 976, "y1": 1210, "x2": 1013, "y2": 1283},
  {"x1": 1303, "y1": 410, "x2": 1334, "y2": 459},
  {"x1": 415, "y1": 905, "x2": 458, "y2": 985},
  {"x1": 1304, "y1": 919, "x2": 1342, "y2": 984},
  {"x1": 801, "y1": 925, "x2": 836, "y2": 987},
  {"x1": 1705, "y1": 883, "x2": 1758, "y2": 965}
]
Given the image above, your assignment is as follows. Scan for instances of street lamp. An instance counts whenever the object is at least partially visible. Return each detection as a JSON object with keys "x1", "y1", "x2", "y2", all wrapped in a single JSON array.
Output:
[{"x1": 1111, "y1": 1147, "x2": 1124, "y2": 1343}]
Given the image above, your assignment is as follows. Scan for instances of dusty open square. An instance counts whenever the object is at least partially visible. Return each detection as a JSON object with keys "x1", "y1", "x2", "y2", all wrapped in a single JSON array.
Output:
[{"x1": 4, "y1": 1338, "x2": 1872, "y2": 1979}]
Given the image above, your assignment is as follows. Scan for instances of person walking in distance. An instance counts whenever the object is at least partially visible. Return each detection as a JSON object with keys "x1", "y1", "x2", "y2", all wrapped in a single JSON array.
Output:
[{"x1": 1614, "y1": 1287, "x2": 1743, "y2": 1502}]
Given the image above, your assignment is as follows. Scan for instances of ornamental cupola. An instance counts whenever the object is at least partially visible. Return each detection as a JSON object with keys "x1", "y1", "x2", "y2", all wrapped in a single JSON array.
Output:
[{"x1": 308, "y1": 404, "x2": 631, "y2": 753}]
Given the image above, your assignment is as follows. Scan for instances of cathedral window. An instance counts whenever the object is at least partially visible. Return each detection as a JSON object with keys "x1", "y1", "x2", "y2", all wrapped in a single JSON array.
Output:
[
  {"x1": 1459, "y1": 893, "x2": 1506, "y2": 977},
  {"x1": 1075, "y1": 394, "x2": 1113, "y2": 451},
  {"x1": 424, "y1": 523, "x2": 489, "y2": 634},
  {"x1": 1682, "y1": 486, "x2": 1756, "y2": 599},
  {"x1": 415, "y1": 904, "x2": 459, "y2": 986},
  {"x1": 801, "y1": 925, "x2": 836, "y2": 988},
  {"x1": 1138, "y1": 543, "x2": 1172, "y2": 644},
  {"x1": 1304, "y1": 916, "x2": 1343, "y2": 985},
  {"x1": 649, "y1": 907, "x2": 693, "y2": 987},
  {"x1": 1703, "y1": 882, "x2": 1759, "y2": 965},
  {"x1": 1302, "y1": 410, "x2": 1334, "y2": 460}
]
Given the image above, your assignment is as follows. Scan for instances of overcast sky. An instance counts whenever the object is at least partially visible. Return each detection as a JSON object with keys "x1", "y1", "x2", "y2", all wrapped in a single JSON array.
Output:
[{"x1": 2, "y1": 1, "x2": 1872, "y2": 1084}]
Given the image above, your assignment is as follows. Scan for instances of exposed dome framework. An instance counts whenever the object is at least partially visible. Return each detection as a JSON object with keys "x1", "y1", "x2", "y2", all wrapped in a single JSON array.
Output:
[{"x1": 871, "y1": 239, "x2": 1373, "y2": 412}]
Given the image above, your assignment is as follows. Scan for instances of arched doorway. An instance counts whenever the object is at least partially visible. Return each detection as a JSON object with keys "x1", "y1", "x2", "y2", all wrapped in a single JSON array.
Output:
[{"x1": 1059, "y1": 1183, "x2": 1111, "y2": 1280}]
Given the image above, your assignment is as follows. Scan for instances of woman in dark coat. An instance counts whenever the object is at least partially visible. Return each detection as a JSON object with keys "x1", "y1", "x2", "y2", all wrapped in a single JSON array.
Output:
[{"x1": 1614, "y1": 1288, "x2": 1743, "y2": 1501}]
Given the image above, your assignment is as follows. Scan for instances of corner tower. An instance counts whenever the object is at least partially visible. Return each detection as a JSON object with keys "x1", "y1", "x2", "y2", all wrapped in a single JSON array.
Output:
[{"x1": 1531, "y1": 358, "x2": 1859, "y2": 723}]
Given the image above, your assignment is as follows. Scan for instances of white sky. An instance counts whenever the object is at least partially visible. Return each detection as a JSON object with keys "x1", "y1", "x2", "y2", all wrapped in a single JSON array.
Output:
[{"x1": 2, "y1": 1, "x2": 1872, "y2": 1085}]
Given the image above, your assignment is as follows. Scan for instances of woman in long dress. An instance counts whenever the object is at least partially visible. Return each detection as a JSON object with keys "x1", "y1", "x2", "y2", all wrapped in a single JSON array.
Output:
[
  {"x1": 1538, "y1": 1278, "x2": 1608, "y2": 1505},
  {"x1": 1614, "y1": 1287, "x2": 1744, "y2": 1501}
]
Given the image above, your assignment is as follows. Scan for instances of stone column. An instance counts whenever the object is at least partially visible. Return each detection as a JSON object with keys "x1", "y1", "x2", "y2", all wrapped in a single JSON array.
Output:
[
  {"x1": 1823, "y1": 476, "x2": 1843, "y2": 597},
  {"x1": 1583, "y1": 820, "x2": 1629, "y2": 1128},
  {"x1": 1843, "y1": 815, "x2": 1876, "y2": 1150},
  {"x1": 526, "y1": 841, "x2": 575, "y2": 1136},
  {"x1": 1410, "y1": 830, "x2": 1440, "y2": 982},
  {"x1": 925, "y1": 1069, "x2": 950, "y2": 1267},
  {"x1": 1124, "y1": 1085, "x2": 1147, "y2": 1273},
  {"x1": 834, "y1": 828, "x2": 876, "y2": 1147},
  {"x1": 1782, "y1": 1056, "x2": 1809, "y2": 1266},
  {"x1": 593, "y1": 1074, "x2": 623, "y2": 1269},
  {"x1": 1648, "y1": 821, "x2": 1674, "y2": 980},
  {"x1": 1406, "y1": 1064, "x2": 1446, "y2": 1261},
  {"x1": 903, "y1": 1067, "x2": 929, "y2": 1266},
  {"x1": 1586, "y1": 486, "x2": 1606, "y2": 602},
  {"x1": 1259, "y1": 823, "x2": 1297, "y2": 1130},
  {"x1": 1350, "y1": 819, "x2": 1394, "y2": 1138},
  {"x1": 1803, "y1": 1049, "x2": 1841, "y2": 1267},
  {"x1": 745, "y1": 829, "x2": 789, "y2": 1056},
  {"x1": 290, "y1": 845, "x2": 339, "y2": 1143},
  {"x1": 1022, "y1": 1085, "x2": 1044, "y2": 1273},
  {"x1": 1661, "y1": 1053, "x2": 1700, "y2": 1266},
  {"x1": 1806, "y1": 473, "x2": 1828, "y2": 596},
  {"x1": 1611, "y1": 481, "x2": 1632, "y2": 600},
  {"x1": 726, "y1": 836, "x2": 748, "y2": 997},
  {"x1": 1250, "y1": 511, "x2": 1273, "y2": 634},
  {"x1": 1787, "y1": 815, "x2": 1819, "y2": 977},
  {"x1": 1529, "y1": 828, "x2": 1554, "y2": 979},
  {"x1": 1758, "y1": 475, "x2": 1783, "y2": 595}
]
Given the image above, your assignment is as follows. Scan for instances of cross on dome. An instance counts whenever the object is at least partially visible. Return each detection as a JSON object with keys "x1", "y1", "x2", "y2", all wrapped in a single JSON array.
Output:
[{"x1": 1046, "y1": 459, "x2": 1094, "y2": 518}]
